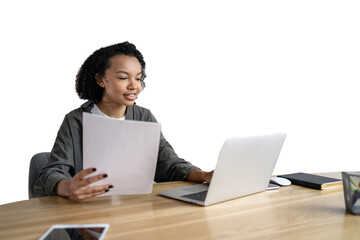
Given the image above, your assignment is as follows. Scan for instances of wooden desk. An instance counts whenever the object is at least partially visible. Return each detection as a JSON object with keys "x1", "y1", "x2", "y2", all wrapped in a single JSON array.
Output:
[{"x1": 1, "y1": 173, "x2": 359, "y2": 239}]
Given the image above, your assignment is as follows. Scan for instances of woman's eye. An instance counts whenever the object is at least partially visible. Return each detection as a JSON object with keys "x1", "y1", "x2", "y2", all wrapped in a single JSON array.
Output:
[
  {"x1": 119, "y1": 77, "x2": 127, "y2": 80},
  {"x1": 136, "y1": 78, "x2": 142, "y2": 81}
]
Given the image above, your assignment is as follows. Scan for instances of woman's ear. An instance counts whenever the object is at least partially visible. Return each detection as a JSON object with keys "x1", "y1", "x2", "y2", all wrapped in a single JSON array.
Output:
[{"x1": 95, "y1": 74, "x2": 105, "y2": 88}]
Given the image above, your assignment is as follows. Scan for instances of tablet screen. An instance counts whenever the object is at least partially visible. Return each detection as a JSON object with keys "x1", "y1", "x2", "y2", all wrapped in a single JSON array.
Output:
[{"x1": 39, "y1": 224, "x2": 109, "y2": 240}]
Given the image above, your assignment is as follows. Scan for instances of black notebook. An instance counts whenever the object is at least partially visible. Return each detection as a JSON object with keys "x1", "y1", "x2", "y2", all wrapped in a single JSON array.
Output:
[{"x1": 277, "y1": 172, "x2": 342, "y2": 190}]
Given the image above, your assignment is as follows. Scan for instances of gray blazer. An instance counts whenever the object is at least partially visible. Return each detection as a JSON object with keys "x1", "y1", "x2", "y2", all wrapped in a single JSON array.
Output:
[{"x1": 34, "y1": 101, "x2": 200, "y2": 197}]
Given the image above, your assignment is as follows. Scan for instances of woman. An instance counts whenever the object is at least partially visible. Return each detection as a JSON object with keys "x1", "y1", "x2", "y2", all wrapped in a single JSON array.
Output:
[{"x1": 35, "y1": 42, "x2": 213, "y2": 200}]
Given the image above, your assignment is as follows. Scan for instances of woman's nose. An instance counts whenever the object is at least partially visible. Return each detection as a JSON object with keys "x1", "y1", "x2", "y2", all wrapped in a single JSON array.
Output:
[{"x1": 127, "y1": 78, "x2": 138, "y2": 89}]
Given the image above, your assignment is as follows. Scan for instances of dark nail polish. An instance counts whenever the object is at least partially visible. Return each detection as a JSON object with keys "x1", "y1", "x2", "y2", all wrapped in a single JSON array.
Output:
[
  {"x1": 92, "y1": 168, "x2": 97, "y2": 172},
  {"x1": 105, "y1": 189, "x2": 109, "y2": 192},
  {"x1": 103, "y1": 174, "x2": 108, "y2": 178},
  {"x1": 109, "y1": 185, "x2": 114, "y2": 189}
]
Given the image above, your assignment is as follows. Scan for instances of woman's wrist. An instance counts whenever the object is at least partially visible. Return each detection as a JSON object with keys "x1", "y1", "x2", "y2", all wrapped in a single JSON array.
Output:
[{"x1": 55, "y1": 179, "x2": 71, "y2": 197}]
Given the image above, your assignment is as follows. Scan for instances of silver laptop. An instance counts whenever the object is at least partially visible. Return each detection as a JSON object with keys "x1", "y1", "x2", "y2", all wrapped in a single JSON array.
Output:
[{"x1": 159, "y1": 133, "x2": 286, "y2": 206}]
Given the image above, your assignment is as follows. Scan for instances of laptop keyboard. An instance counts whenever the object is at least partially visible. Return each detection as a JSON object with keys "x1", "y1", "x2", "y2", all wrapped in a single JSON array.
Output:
[{"x1": 181, "y1": 190, "x2": 208, "y2": 202}]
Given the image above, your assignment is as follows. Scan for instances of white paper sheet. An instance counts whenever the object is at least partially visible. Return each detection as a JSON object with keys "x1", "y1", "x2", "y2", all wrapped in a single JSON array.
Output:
[{"x1": 83, "y1": 113, "x2": 161, "y2": 195}]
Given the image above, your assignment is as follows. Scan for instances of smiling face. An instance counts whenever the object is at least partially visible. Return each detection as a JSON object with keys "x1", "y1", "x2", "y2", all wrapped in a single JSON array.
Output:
[{"x1": 96, "y1": 54, "x2": 143, "y2": 108}]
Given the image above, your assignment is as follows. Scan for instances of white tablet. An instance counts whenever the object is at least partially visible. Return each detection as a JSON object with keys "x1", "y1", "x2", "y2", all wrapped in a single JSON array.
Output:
[{"x1": 38, "y1": 224, "x2": 109, "y2": 240}]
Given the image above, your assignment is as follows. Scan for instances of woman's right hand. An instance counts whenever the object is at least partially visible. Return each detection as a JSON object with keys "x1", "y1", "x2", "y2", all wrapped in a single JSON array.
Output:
[{"x1": 55, "y1": 168, "x2": 113, "y2": 201}]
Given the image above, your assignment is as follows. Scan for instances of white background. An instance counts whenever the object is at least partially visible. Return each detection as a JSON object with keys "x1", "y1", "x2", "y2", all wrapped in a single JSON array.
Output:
[{"x1": 0, "y1": 0, "x2": 359, "y2": 205}]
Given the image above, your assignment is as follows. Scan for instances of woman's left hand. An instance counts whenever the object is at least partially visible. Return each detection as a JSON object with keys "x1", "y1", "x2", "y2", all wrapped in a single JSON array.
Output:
[
  {"x1": 203, "y1": 170, "x2": 214, "y2": 183},
  {"x1": 187, "y1": 169, "x2": 214, "y2": 183}
]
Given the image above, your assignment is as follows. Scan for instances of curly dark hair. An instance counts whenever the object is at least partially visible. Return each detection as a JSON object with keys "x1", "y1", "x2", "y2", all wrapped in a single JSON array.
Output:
[{"x1": 75, "y1": 41, "x2": 146, "y2": 103}]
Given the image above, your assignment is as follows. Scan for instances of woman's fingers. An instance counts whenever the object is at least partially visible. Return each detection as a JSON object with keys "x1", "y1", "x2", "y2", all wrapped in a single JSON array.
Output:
[
  {"x1": 71, "y1": 189, "x2": 106, "y2": 201},
  {"x1": 75, "y1": 173, "x2": 109, "y2": 189},
  {"x1": 71, "y1": 184, "x2": 113, "y2": 201},
  {"x1": 72, "y1": 168, "x2": 109, "y2": 189},
  {"x1": 68, "y1": 168, "x2": 113, "y2": 200},
  {"x1": 73, "y1": 167, "x2": 97, "y2": 181},
  {"x1": 205, "y1": 170, "x2": 214, "y2": 183}
]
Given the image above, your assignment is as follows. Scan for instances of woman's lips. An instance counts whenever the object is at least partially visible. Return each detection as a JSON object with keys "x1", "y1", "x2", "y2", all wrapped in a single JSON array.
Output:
[{"x1": 124, "y1": 93, "x2": 137, "y2": 101}]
